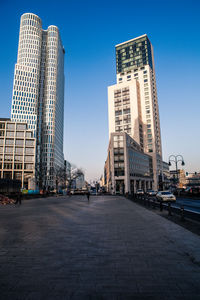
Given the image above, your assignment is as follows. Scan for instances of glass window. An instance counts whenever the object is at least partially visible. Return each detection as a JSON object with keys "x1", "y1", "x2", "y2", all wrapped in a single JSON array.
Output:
[
  {"x1": 5, "y1": 147, "x2": 13, "y2": 154},
  {"x1": 5, "y1": 155, "x2": 13, "y2": 161},
  {"x1": 25, "y1": 148, "x2": 34, "y2": 155},
  {"x1": 6, "y1": 139, "x2": 14, "y2": 146},
  {"x1": 15, "y1": 148, "x2": 23, "y2": 154},
  {"x1": 7, "y1": 123, "x2": 15, "y2": 130},
  {"x1": 17, "y1": 124, "x2": 26, "y2": 130},
  {"x1": 16, "y1": 139, "x2": 24, "y2": 146},
  {"x1": 15, "y1": 155, "x2": 23, "y2": 162},
  {"x1": 26, "y1": 132, "x2": 32, "y2": 138},
  {"x1": 0, "y1": 123, "x2": 5, "y2": 129},
  {"x1": 6, "y1": 131, "x2": 14, "y2": 137},
  {"x1": 16, "y1": 131, "x2": 24, "y2": 137}
]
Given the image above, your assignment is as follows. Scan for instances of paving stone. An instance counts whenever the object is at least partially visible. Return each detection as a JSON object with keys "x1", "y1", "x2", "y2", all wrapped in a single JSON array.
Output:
[{"x1": 1, "y1": 195, "x2": 200, "y2": 299}]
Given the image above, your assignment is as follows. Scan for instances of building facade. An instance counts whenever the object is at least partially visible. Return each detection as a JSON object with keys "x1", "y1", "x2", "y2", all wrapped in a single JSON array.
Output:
[
  {"x1": 11, "y1": 13, "x2": 65, "y2": 188},
  {"x1": 170, "y1": 169, "x2": 186, "y2": 187},
  {"x1": 104, "y1": 132, "x2": 153, "y2": 194},
  {"x1": 0, "y1": 118, "x2": 36, "y2": 188},
  {"x1": 108, "y1": 35, "x2": 162, "y2": 189}
]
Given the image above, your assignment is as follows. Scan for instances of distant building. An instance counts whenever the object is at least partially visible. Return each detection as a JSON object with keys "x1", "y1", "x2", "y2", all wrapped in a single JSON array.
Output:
[
  {"x1": 75, "y1": 174, "x2": 85, "y2": 190},
  {"x1": 104, "y1": 132, "x2": 153, "y2": 194},
  {"x1": 170, "y1": 169, "x2": 186, "y2": 187},
  {"x1": 0, "y1": 118, "x2": 36, "y2": 188},
  {"x1": 160, "y1": 161, "x2": 170, "y2": 189},
  {"x1": 108, "y1": 35, "x2": 162, "y2": 189},
  {"x1": 185, "y1": 172, "x2": 200, "y2": 186}
]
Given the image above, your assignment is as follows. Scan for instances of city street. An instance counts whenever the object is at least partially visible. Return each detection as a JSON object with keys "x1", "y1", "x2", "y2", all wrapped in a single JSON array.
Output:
[
  {"x1": 1, "y1": 195, "x2": 200, "y2": 299},
  {"x1": 174, "y1": 197, "x2": 200, "y2": 213}
]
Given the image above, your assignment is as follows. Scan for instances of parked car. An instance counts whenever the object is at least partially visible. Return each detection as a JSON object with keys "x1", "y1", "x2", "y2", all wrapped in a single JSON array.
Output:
[
  {"x1": 156, "y1": 191, "x2": 176, "y2": 202},
  {"x1": 136, "y1": 189, "x2": 144, "y2": 195},
  {"x1": 146, "y1": 190, "x2": 157, "y2": 197}
]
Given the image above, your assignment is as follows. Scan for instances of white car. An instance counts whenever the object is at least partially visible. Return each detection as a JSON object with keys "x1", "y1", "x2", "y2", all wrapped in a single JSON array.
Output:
[
  {"x1": 136, "y1": 189, "x2": 144, "y2": 195},
  {"x1": 156, "y1": 191, "x2": 176, "y2": 202}
]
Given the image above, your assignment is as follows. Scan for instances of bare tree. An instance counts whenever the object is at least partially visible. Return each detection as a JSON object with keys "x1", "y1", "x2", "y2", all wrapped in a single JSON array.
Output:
[
  {"x1": 66, "y1": 164, "x2": 84, "y2": 193},
  {"x1": 54, "y1": 166, "x2": 67, "y2": 193}
]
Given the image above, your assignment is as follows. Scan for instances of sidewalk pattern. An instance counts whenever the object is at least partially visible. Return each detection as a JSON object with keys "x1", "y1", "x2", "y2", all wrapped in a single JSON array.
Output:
[{"x1": 0, "y1": 195, "x2": 200, "y2": 299}]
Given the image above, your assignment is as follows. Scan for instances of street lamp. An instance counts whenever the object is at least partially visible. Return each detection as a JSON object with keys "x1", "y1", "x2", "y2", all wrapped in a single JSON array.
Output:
[{"x1": 168, "y1": 155, "x2": 185, "y2": 186}]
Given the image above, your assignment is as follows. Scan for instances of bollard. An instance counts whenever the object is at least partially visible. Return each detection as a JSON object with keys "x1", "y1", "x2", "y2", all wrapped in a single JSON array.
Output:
[
  {"x1": 160, "y1": 201, "x2": 163, "y2": 212},
  {"x1": 152, "y1": 198, "x2": 156, "y2": 209},
  {"x1": 168, "y1": 202, "x2": 172, "y2": 216},
  {"x1": 180, "y1": 205, "x2": 185, "y2": 222}
]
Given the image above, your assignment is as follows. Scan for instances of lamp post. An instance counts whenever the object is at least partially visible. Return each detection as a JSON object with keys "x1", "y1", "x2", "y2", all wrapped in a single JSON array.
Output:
[{"x1": 168, "y1": 155, "x2": 185, "y2": 187}]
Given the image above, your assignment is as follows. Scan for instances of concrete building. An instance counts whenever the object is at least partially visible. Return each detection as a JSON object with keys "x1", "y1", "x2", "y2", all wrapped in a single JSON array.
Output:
[
  {"x1": 104, "y1": 132, "x2": 153, "y2": 194},
  {"x1": 170, "y1": 169, "x2": 186, "y2": 187},
  {"x1": 161, "y1": 161, "x2": 170, "y2": 189},
  {"x1": 0, "y1": 118, "x2": 36, "y2": 188},
  {"x1": 108, "y1": 35, "x2": 162, "y2": 189},
  {"x1": 186, "y1": 172, "x2": 200, "y2": 187},
  {"x1": 10, "y1": 13, "x2": 65, "y2": 188},
  {"x1": 75, "y1": 174, "x2": 85, "y2": 190}
]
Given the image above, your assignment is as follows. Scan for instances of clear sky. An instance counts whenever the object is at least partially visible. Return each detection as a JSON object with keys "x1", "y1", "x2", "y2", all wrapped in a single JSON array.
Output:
[{"x1": 0, "y1": 0, "x2": 200, "y2": 181}]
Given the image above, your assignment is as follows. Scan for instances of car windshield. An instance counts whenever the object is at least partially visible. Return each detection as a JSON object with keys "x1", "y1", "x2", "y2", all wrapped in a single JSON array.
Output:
[{"x1": 161, "y1": 192, "x2": 171, "y2": 195}]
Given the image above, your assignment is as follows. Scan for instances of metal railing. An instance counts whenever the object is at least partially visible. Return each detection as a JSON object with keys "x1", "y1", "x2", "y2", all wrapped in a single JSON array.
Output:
[{"x1": 127, "y1": 194, "x2": 200, "y2": 222}]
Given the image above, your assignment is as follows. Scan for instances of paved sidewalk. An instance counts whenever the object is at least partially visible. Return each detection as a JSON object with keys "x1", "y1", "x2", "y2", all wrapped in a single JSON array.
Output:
[{"x1": 1, "y1": 195, "x2": 200, "y2": 299}]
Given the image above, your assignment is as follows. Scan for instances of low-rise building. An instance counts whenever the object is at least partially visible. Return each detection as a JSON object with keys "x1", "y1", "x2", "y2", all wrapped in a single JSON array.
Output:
[
  {"x1": 170, "y1": 169, "x2": 186, "y2": 187},
  {"x1": 185, "y1": 172, "x2": 200, "y2": 186},
  {"x1": 0, "y1": 118, "x2": 36, "y2": 189},
  {"x1": 104, "y1": 132, "x2": 153, "y2": 194}
]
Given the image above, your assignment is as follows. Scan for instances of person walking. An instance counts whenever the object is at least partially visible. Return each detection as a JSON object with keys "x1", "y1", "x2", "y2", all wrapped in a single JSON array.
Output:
[
  {"x1": 15, "y1": 192, "x2": 22, "y2": 205},
  {"x1": 86, "y1": 191, "x2": 90, "y2": 203}
]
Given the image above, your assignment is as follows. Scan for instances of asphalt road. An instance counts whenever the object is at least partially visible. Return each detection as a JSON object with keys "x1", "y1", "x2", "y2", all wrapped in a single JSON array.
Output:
[
  {"x1": 173, "y1": 197, "x2": 200, "y2": 213},
  {"x1": 1, "y1": 195, "x2": 200, "y2": 299}
]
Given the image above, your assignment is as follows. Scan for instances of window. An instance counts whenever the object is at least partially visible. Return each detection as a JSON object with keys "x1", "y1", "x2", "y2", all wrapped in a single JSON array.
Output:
[
  {"x1": 0, "y1": 123, "x2": 5, "y2": 129},
  {"x1": 16, "y1": 139, "x2": 24, "y2": 146},
  {"x1": 123, "y1": 108, "x2": 130, "y2": 114},
  {"x1": 7, "y1": 123, "x2": 15, "y2": 130},
  {"x1": 14, "y1": 163, "x2": 22, "y2": 170},
  {"x1": 6, "y1": 139, "x2": 14, "y2": 146},
  {"x1": 15, "y1": 155, "x2": 23, "y2": 162},
  {"x1": 5, "y1": 147, "x2": 13, "y2": 154},
  {"x1": 16, "y1": 131, "x2": 24, "y2": 137},
  {"x1": 115, "y1": 110, "x2": 122, "y2": 116},
  {"x1": 26, "y1": 140, "x2": 34, "y2": 146},
  {"x1": 4, "y1": 163, "x2": 12, "y2": 169},
  {"x1": 17, "y1": 124, "x2": 26, "y2": 130}
]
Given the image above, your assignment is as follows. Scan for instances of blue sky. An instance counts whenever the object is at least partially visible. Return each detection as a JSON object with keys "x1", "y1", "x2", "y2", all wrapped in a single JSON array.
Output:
[{"x1": 0, "y1": 0, "x2": 200, "y2": 181}]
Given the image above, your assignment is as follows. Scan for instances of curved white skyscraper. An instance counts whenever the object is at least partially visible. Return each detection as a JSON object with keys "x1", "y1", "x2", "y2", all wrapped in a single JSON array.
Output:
[{"x1": 11, "y1": 13, "x2": 65, "y2": 188}]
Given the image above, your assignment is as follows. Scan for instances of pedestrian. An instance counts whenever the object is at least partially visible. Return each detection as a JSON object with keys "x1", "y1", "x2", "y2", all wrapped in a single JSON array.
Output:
[
  {"x1": 86, "y1": 191, "x2": 90, "y2": 203},
  {"x1": 15, "y1": 192, "x2": 22, "y2": 205}
]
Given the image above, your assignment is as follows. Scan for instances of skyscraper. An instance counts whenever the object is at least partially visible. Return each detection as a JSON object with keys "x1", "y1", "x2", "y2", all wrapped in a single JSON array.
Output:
[
  {"x1": 11, "y1": 13, "x2": 65, "y2": 188},
  {"x1": 108, "y1": 34, "x2": 162, "y2": 189}
]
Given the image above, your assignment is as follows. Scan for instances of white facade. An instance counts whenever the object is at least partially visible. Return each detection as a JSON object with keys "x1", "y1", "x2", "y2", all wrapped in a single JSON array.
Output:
[
  {"x1": 104, "y1": 132, "x2": 153, "y2": 194},
  {"x1": 11, "y1": 13, "x2": 65, "y2": 188},
  {"x1": 108, "y1": 34, "x2": 162, "y2": 189}
]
